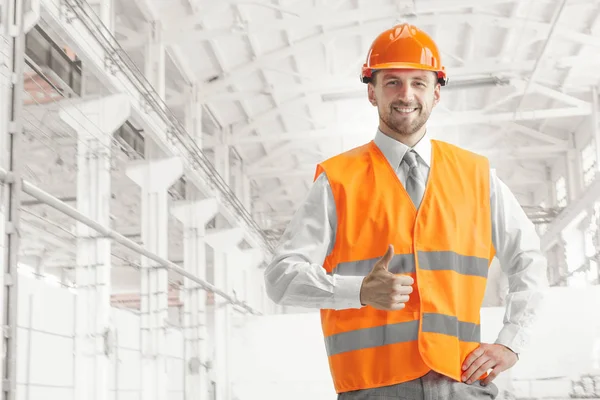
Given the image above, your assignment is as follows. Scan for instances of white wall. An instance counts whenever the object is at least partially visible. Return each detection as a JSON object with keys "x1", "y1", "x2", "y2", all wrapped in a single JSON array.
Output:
[
  {"x1": 15, "y1": 274, "x2": 186, "y2": 400},
  {"x1": 16, "y1": 274, "x2": 75, "y2": 400},
  {"x1": 548, "y1": 117, "x2": 597, "y2": 206},
  {"x1": 15, "y1": 270, "x2": 600, "y2": 400},
  {"x1": 231, "y1": 285, "x2": 600, "y2": 400},
  {"x1": 230, "y1": 312, "x2": 336, "y2": 400},
  {"x1": 508, "y1": 285, "x2": 600, "y2": 398}
]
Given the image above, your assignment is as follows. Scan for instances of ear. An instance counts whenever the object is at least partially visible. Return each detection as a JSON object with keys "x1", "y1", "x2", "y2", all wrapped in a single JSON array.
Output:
[
  {"x1": 432, "y1": 84, "x2": 441, "y2": 107},
  {"x1": 367, "y1": 83, "x2": 377, "y2": 106}
]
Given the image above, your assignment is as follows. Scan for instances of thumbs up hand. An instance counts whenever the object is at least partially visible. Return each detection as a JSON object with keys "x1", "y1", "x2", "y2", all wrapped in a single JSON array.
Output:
[{"x1": 359, "y1": 245, "x2": 414, "y2": 310}]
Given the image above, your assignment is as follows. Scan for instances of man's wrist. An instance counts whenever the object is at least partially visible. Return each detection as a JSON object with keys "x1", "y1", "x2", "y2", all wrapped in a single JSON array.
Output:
[
  {"x1": 495, "y1": 323, "x2": 526, "y2": 355},
  {"x1": 497, "y1": 343, "x2": 519, "y2": 359},
  {"x1": 333, "y1": 275, "x2": 365, "y2": 309},
  {"x1": 359, "y1": 277, "x2": 366, "y2": 306}
]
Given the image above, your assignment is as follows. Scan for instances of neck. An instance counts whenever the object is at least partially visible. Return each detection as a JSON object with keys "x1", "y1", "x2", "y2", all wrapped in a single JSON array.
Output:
[{"x1": 378, "y1": 121, "x2": 427, "y2": 148}]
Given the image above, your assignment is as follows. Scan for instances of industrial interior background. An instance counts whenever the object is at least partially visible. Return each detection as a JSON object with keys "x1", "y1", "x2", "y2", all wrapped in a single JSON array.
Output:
[{"x1": 1, "y1": 0, "x2": 600, "y2": 399}]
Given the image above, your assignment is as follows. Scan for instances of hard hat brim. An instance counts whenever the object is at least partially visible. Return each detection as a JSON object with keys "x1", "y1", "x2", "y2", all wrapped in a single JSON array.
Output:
[
  {"x1": 361, "y1": 62, "x2": 447, "y2": 85},
  {"x1": 364, "y1": 62, "x2": 446, "y2": 77}
]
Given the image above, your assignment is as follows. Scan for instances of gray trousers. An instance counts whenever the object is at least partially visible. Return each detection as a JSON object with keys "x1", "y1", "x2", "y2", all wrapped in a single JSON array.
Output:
[{"x1": 338, "y1": 370, "x2": 499, "y2": 400}]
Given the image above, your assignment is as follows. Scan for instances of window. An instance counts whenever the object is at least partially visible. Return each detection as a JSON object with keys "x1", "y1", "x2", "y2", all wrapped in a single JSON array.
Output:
[
  {"x1": 555, "y1": 176, "x2": 567, "y2": 207},
  {"x1": 537, "y1": 201, "x2": 548, "y2": 235},
  {"x1": 563, "y1": 226, "x2": 587, "y2": 287},
  {"x1": 581, "y1": 140, "x2": 597, "y2": 187},
  {"x1": 585, "y1": 202, "x2": 600, "y2": 284}
]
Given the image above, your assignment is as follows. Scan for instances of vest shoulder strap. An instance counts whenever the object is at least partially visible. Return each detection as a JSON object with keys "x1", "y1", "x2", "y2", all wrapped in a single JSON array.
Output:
[
  {"x1": 432, "y1": 140, "x2": 490, "y2": 171},
  {"x1": 314, "y1": 142, "x2": 373, "y2": 183}
]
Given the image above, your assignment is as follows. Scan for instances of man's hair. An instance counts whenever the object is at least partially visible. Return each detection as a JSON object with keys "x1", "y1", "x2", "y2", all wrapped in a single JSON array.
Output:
[{"x1": 370, "y1": 70, "x2": 380, "y2": 85}]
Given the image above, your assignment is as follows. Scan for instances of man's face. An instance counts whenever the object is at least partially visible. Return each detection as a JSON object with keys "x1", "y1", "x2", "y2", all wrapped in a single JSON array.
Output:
[{"x1": 367, "y1": 69, "x2": 440, "y2": 138}]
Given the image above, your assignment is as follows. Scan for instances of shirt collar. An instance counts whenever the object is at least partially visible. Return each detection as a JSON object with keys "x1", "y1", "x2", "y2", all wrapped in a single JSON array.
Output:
[{"x1": 373, "y1": 129, "x2": 431, "y2": 168}]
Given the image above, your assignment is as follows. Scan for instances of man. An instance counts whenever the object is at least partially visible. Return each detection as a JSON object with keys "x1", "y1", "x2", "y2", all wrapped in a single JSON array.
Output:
[{"x1": 264, "y1": 23, "x2": 548, "y2": 399}]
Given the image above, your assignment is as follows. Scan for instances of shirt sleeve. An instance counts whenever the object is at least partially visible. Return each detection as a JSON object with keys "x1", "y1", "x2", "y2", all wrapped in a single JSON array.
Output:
[
  {"x1": 489, "y1": 168, "x2": 549, "y2": 355},
  {"x1": 263, "y1": 172, "x2": 364, "y2": 310}
]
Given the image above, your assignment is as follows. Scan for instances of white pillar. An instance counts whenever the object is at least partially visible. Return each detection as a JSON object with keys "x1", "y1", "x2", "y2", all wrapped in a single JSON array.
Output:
[
  {"x1": 145, "y1": 20, "x2": 165, "y2": 101},
  {"x1": 209, "y1": 142, "x2": 234, "y2": 400},
  {"x1": 566, "y1": 132, "x2": 581, "y2": 202},
  {"x1": 172, "y1": 195, "x2": 218, "y2": 400},
  {"x1": 0, "y1": 2, "x2": 28, "y2": 397},
  {"x1": 566, "y1": 150, "x2": 579, "y2": 202},
  {"x1": 175, "y1": 80, "x2": 212, "y2": 399},
  {"x1": 238, "y1": 248, "x2": 263, "y2": 300},
  {"x1": 126, "y1": 154, "x2": 183, "y2": 400},
  {"x1": 214, "y1": 145, "x2": 230, "y2": 184},
  {"x1": 19, "y1": 254, "x2": 44, "y2": 276},
  {"x1": 185, "y1": 83, "x2": 203, "y2": 147},
  {"x1": 555, "y1": 237, "x2": 570, "y2": 286},
  {"x1": 241, "y1": 175, "x2": 251, "y2": 211},
  {"x1": 563, "y1": 221, "x2": 587, "y2": 280},
  {"x1": 205, "y1": 227, "x2": 244, "y2": 400},
  {"x1": 87, "y1": 0, "x2": 114, "y2": 33},
  {"x1": 593, "y1": 85, "x2": 600, "y2": 175},
  {"x1": 231, "y1": 160, "x2": 246, "y2": 205},
  {"x1": 592, "y1": 205, "x2": 600, "y2": 284},
  {"x1": 59, "y1": 94, "x2": 130, "y2": 400}
]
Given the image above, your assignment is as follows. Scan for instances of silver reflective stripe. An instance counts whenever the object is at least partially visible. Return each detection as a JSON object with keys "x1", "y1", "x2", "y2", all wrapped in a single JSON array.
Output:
[
  {"x1": 325, "y1": 313, "x2": 479, "y2": 356},
  {"x1": 332, "y1": 254, "x2": 415, "y2": 276},
  {"x1": 332, "y1": 251, "x2": 488, "y2": 278},
  {"x1": 422, "y1": 313, "x2": 480, "y2": 343},
  {"x1": 325, "y1": 320, "x2": 419, "y2": 357},
  {"x1": 417, "y1": 251, "x2": 489, "y2": 278}
]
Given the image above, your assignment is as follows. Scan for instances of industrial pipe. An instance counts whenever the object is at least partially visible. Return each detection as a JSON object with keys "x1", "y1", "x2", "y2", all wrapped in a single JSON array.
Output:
[{"x1": 0, "y1": 167, "x2": 261, "y2": 315}]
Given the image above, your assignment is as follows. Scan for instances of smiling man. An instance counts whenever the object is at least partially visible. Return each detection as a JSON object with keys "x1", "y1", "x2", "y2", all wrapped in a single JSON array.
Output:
[
  {"x1": 369, "y1": 68, "x2": 439, "y2": 147},
  {"x1": 264, "y1": 23, "x2": 548, "y2": 400}
]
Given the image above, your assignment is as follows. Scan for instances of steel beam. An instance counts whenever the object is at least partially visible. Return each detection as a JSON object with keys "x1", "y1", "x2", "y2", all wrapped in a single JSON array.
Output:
[
  {"x1": 41, "y1": 0, "x2": 272, "y2": 259},
  {"x1": 541, "y1": 175, "x2": 600, "y2": 251},
  {"x1": 0, "y1": 167, "x2": 262, "y2": 314},
  {"x1": 506, "y1": 123, "x2": 569, "y2": 146},
  {"x1": 196, "y1": 11, "x2": 599, "y2": 96},
  {"x1": 514, "y1": 0, "x2": 568, "y2": 112},
  {"x1": 227, "y1": 90, "x2": 589, "y2": 142},
  {"x1": 162, "y1": 1, "x2": 584, "y2": 46},
  {"x1": 222, "y1": 104, "x2": 589, "y2": 147},
  {"x1": 246, "y1": 144, "x2": 567, "y2": 179},
  {"x1": 0, "y1": 1, "x2": 28, "y2": 398}
]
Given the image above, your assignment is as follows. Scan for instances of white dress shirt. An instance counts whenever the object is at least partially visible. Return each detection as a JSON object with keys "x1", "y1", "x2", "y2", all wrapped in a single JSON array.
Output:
[{"x1": 264, "y1": 129, "x2": 548, "y2": 355}]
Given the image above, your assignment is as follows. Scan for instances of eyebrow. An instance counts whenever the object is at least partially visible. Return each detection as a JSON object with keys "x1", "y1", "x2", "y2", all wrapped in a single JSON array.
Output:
[{"x1": 382, "y1": 74, "x2": 430, "y2": 81}]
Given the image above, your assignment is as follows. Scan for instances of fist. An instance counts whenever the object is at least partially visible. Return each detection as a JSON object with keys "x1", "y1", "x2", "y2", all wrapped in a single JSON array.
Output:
[{"x1": 359, "y1": 244, "x2": 414, "y2": 310}]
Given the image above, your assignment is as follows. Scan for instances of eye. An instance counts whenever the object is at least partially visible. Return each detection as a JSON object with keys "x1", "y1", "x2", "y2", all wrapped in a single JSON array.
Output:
[
  {"x1": 385, "y1": 80, "x2": 398, "y2": 86},
  {"x1": 414, "y1": 81, "x2": 426, "y2": 87}
]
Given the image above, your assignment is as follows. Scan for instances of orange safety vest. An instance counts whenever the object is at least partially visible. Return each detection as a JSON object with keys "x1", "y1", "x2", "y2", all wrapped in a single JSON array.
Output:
[{"x1": 314, "y1": 139, "x2": 495, "y2": 393}]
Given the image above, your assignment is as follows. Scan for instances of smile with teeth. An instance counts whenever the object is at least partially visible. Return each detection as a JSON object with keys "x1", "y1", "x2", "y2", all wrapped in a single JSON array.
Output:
[{"x1": 393, "y1": 107, "x2": 417, "y2": 113}]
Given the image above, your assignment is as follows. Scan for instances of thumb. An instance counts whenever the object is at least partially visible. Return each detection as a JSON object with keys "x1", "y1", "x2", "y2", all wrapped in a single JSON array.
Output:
[{"x1": 374, "y1": 244, "x2": 394, "y2": 271}]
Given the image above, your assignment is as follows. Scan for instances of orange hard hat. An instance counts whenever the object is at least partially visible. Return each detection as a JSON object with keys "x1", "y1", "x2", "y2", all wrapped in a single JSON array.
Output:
[{"x1": 361, "y1": 23, "x2": 447, "y2": 86}]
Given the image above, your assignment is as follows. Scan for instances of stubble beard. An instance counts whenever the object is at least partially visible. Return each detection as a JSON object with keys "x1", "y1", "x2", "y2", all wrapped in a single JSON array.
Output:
[{"x1": 381, "y1": 104, "x2": 429, "y2": 138}]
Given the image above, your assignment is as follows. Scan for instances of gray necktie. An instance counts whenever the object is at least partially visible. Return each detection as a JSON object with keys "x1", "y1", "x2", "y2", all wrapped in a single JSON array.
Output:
[{"x1": 403, "y1": 150, "x2": 426, "y2": 208}]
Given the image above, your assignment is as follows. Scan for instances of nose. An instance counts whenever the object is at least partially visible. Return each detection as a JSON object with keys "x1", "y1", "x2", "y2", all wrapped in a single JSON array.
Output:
[{"x1": 396, "y1": 82, "x2": 415, "y2": 103}]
